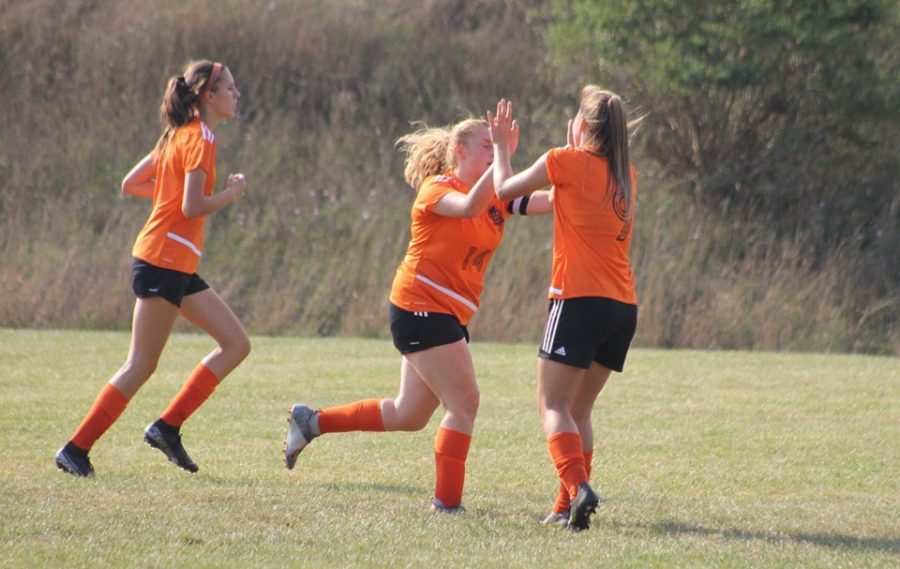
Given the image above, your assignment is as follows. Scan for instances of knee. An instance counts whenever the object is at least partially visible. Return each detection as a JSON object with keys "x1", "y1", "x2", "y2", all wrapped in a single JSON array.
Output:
[
  {"x1": 539, "y1": 393, "x2": 569, "y2": 417},
  {"x1": 571, "y1": 406, "x2": 592, "y2": 426},
  {"x1": 122, "y1": 358, "x2": 157, "y2": 382},
  {"x1": 467, "y1": 387, "x2": 481, "y2": 414},
  {"x1": 225, "y1": 334, "x2": 251, "y2": 363},
  {"x1": 238, "y1": 335, "x2": 252, "y2": 361},
  {"x1": 448, "y1": 386, "x2": 480, "y2": 424}
]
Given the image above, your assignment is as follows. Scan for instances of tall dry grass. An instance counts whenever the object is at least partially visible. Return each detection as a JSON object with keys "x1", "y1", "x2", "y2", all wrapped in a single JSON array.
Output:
[{"x1": 0, "y1": 0, "x2": 895, "y2": 354}]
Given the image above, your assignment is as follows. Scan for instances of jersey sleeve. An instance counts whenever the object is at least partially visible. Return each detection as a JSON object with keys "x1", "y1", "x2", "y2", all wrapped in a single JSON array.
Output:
[
  {"x1": 182, "y1": 128, "x2": 216, "y2": 175},
  {"x1": 413, "y1": 176, "x2": 457, "y2": 214},
  {"x1": 545, "y1": 147, "x2": 567, "y2": 187}
]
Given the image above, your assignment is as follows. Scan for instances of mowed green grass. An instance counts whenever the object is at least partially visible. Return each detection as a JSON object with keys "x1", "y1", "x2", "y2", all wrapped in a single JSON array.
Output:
[{"x1": 0, "y1": 329, "x2": 897, "y2": 568}]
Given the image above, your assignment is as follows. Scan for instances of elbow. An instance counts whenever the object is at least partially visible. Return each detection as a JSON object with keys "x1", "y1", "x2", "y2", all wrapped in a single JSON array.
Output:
[
  {"x1": 495, "y1": 186, "x2": 514, "y2": 201},
  {"x1": 181, "y1": 205, "x2": 200, "y2": 219}
]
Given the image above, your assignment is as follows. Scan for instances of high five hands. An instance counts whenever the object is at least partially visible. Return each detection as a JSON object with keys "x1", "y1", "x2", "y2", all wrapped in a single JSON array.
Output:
[{"x1": 487, "y1": 99, "x2": 519, "y2": 156}]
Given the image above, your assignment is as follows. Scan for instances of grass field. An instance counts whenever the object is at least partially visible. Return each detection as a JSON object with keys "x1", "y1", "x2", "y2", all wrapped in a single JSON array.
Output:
[{"x1": 1, "y1": 329, "x2": 897, "y2": 568}]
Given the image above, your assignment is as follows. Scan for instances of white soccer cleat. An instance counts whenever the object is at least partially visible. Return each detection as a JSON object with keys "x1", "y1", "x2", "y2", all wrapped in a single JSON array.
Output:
[
  {"x1": 540, "y1": 510, "x2": 570, "y2": 526},
  {"x1": 284, "y1": 404, "x2": 318, "y2": 470},
  {"x1": 430, "y1": 498, "x2": 466, "y2": 514}
]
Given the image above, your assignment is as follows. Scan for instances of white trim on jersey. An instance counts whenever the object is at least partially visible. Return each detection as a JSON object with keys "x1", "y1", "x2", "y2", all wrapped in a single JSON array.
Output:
[
  {"x1": 414, "y1": 274, "x2": 478, "y2": 312},
  {"x1": 200, "y1": 121, "x2": 215, "y2": 143},
  {"x1": 541, "y1": 299, "x2": 564, "y2": 354},
  {"x1": 548, "y1": 286, "x2": 563, "y2": 295},
  {"x1": 166, "y1": 232, "x2": 203, "y2": 257}
]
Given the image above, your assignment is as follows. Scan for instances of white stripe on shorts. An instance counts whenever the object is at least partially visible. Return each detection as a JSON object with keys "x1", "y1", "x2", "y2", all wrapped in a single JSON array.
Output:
[{"x1": 541, "y1": 299, "x2": 564, "y2": 354}]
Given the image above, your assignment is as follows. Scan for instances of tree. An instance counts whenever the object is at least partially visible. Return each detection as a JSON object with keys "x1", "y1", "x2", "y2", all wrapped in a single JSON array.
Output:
[{"x1": 546, "y1": 0, "x2": 899, "y2": 253}]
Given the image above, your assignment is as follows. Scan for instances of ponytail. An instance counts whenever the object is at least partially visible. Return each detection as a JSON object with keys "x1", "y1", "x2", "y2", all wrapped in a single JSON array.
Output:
[
  {"x1": 606, "y1": 95, "x2": 633, "y2": 220},
  {"x1": 579, "y1": 85, "x2": 633, "y2": 220},
  {"x1": 153, "y1": 60, "x2": 224, "y2": 157}
]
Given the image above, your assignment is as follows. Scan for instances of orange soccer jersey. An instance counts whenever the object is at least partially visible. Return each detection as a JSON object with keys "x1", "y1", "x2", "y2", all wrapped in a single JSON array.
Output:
[
  {"x1": 390, "y1": 174, "x2": 509, "y2": 326},
  {"x1": 545, "y1": 147, "x2": 637, "y2": 304},
  {"x1": 132, "y1": 118, "x2": 217, "y2": 275}
]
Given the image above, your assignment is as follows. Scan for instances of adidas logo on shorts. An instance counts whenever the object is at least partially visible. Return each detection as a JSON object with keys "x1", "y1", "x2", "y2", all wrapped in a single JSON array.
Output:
[{"x1": 554, "y1": 346, "x2": 567, "y2": 356}]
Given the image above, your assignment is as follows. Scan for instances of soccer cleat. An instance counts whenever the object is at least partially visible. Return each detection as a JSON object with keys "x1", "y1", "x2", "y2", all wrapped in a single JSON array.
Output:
[
  {"x1": 568, "y1": 482, "x2": 600, "y2": 531},
  {"x1": 540, "y1": 510, "x2": 570, "y2": 526},
  {"x1": 55, "y1": 444, "x2": 95, "y2": 478},
  {"x1": 284, "y1": 404, "x2": 319, "y2": 470},
  {"x1": 430, "y1": 498, "x2": 466, "y2": 514},
  {"x1": 144, "y1": 421, "x2": 199, "y2": 473}
]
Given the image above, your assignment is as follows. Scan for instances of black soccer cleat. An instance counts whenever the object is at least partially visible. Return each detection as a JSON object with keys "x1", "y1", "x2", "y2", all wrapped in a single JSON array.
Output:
[
  {"x1": 55, "y1": 443, "x2": 95, "y2": 478},
  {"x1": 144, "y1": 421, "x2": 199, "y2": 473},
  {"x1": 568, "y1": 482, "x2": 600, "y2": 531}
]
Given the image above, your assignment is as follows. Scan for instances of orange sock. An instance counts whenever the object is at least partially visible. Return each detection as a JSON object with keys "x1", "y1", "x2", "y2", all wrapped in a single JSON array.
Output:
[
  {"x1": 159, "y1": 363, "x2": 219, "y2": 427},
  {"x1": 70, "y1": 383, "x2": 129, "y2": 451},
  {"x1": 547, "y1": 431, "x2": 588, "y2": 505},
  {"x1": 552, "y1": 449, "x2": 593, "y2": 513},
  {"x1": 434, "y1": 427, "x2": 472, "y2": 508},
  {"x1": 317, "y1": 399, "x2": 385, "y2": 433}
]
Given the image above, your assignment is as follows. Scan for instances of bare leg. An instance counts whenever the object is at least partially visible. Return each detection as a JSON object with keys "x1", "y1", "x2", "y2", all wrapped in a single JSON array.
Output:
[
  {"x1": 404, "y1": 339, "x2": 479, "y2": 509},
  {"x1": 536, "y1": 358, "x2": 586, "y2": 437},
  {"x1": 178, "y1": 288, "x2": 251, "y2": 379},
  {"x1": 404, "y1": 339, "x2": 479, "y2": 435},
  {"x1": 569, "y1": 362, "x2": 612, "y2": 450},
  {"x1": 380, "y1": 357, "x2": 441, "y2": 431},
  {"x1": 110, "y1": 297, "x2": 179, "y2": 399}
]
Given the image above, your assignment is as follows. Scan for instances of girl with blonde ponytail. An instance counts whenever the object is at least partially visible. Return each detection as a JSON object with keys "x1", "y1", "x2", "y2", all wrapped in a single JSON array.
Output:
[
  {"x1": 56, "y1": 60, "x2": 250, "y2": 478},
  {"x1": 490, "y1": 89, "x2": 639, "y2": 531},
  {"x1": 284, "y1": 103, "x2": 554, "y2": 514}
]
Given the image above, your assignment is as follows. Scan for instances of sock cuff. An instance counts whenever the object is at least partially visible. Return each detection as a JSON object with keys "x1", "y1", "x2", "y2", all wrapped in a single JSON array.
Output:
[
  {"x1": 318, "y1": 399, "x2": 385, "y2": 433},
  {"x1": 435, "y1": 427, "x2": 472, "y2": 459},
  {"x1": 548, "y1": 431, "x2": 583, "y2": 460},
  {"x1": 99, "y1": 383, "x2": 129, "y2": 414},
  {"x1": 191, "y1": 364, "x2": 220, "y2": 398},
  {"x1": 358, "y1": 398, "x2": 385, "y2": 431}
]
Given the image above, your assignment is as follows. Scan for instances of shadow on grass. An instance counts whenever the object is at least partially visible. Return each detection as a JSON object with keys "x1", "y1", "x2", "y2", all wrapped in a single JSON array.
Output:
[{"x1": 618, "y1": 519, "x2": 900, "y2": 554}]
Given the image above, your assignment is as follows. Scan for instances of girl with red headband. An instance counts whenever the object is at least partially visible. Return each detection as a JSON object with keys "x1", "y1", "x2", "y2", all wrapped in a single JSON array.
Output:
[{"x1": 56, "y1": 60, "x2": 250, "y2": 477}]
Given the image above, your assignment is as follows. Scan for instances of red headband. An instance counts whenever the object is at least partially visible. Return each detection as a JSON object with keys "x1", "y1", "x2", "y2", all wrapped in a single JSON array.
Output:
[{"x1": 203, "y1": 62, "x2": 223, "y2": 95}]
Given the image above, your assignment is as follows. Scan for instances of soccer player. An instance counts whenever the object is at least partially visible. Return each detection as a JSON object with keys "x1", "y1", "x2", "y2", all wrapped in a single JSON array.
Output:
[
  {"x1": 489, "y1": 90, "x2": 638, "y2": 530},
  {"x1": 284, "y1": 102, "x2": 552, "y2": 513},
  {"x1": 55, "y1": 60, "x2": 250, "y2": 477}
]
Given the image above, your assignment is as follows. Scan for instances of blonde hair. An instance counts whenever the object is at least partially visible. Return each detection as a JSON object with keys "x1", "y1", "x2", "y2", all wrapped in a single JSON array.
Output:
[
  {"x1": 396, "y1": 118, "x2": 488, "y2": 190},
  {"x1": 579, "y1": 85, "x2": 633, "y2": 218}
]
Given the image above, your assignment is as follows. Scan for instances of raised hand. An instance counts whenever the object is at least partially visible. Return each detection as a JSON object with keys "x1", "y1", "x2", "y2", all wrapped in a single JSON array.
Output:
[{"x1": 488, "y1": 99, "x2": 519, "y2": 156}]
